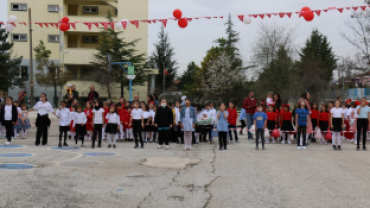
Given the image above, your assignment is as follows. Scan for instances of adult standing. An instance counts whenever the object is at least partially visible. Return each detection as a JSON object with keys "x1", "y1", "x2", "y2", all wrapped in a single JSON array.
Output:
[
  {"x1": 242, "y1": 91, "x2": 257, "y2": 140},
  {"x1": 153, "y1": 94, "x2": 159, "y2": 106},
  {"x1": 298, "y1": 92, "x2": 313, "y2": 144},
  {"x1": 29, "y1": 93, "x2": 55, "y2": 146},
  {"x1": 147, "y1": 95, "x2": 155, "y2": 106},
  {"x1": 273, "y1": 93, "x2": 281, "y2": 112},
  {"x1": 179, "y1": 98, "x2": 197, "y2": 151},
  {"x1": 356, "y1": 97, "x2": 370, "y2": 151},
  {"x1": 17, "y1": 91, "x2": 26, "y2": 106},
  {"x1": 0, "y1": 97, "x2": 18, "y2": 145},
  {"x1": 154, "y1": 99, "x2": 173, "y2": 150},
  {"x1": 130, "y1": 95, "x2": 140, "y2": 105},
  {"x1": 87, "y1": 86, "x2": 99, "y2": 102},
  {"x1": 71, "y1": 85, "x2": 79, "y2": 101}
]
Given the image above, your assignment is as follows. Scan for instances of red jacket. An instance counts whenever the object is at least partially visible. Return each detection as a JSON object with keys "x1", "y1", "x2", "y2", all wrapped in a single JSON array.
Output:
[
  {"x1": 311, "y1": 110, "x2": 319, "y2": 120},
  {"x1": 227, "y1": 107, "x2": 237, "y2": 125},
  {"x1": 124, "y1": 112, "x2": 132, "y2": 129},
  {"x1": 103, "y1": 107, "x2": 109, "y2": 124},
  {"x1": 242, "y1": 97, "x2": 257, "y2": 114}
]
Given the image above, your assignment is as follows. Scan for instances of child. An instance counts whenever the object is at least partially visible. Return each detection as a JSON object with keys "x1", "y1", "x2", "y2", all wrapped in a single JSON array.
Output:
[
  {"x1": 179, "y1": 98, "x2": 197, "y2": 151},
  {"x1": 194, "y1": 104, "x2": 203, "y2": 144},
  {"x1": 102, "y1": 101, "x2": 110, "y2": 140},
  {"x1": 217, "y1": 103, "x2": 229, "y2": 151},
  {"x1": 13, "y1": 101, "x2": 20, "y2": 139},
  {"x1": 73, "y1": 104, "x2": 87, "y2": 147},
  {"x1": 56, "y1": 101, "x2": 70, "y2": 147},
  {"x1": 295, "y1": 101, "x2": 310, "y2": 150},
  {"x1": 330, "y1": 100, "x2": 344, "y2": 151},
  {"x1": 69, "y1": 105, "x2": 77, "y2": 141},
  {"x1": 18, "y1": 104, "x2": 31, "y2": 139},
  {"x1": 318, "y1": 105, "x2": 329, "y2": 145},
  {"x1": 266, "y1": 92, "x2": 274, "y2": 106},
  {"x1": 125, "y1": 106, "x2": 134, "y2": 142},
  {"x1": 280, "y1": 104, "x2": 294, "y2": 144},
  {"x1": 345, "y1": 102, "x2": 357, "y2": 143},
  {"x1": 147, "y1": 102, "x2": 155, "y2": 142},
  {"x1": 227, "y1": 101, "x2": 238, "y2": 143},
  {"x1": 130, "y1": 101, "x2": 144, "y2": 149},
  {"x1": 141, "y1": 103, "x2": 150, "y2": 143},
  {"x1": 0, "y1": 104, "x2": 4, "y2": 138},
  {"x1": 266, "y1": 104, "x2": 277, "y2": 144},
  {"x1": 311, "y1": 103, "x2": 319, "y2": 143},
  {"x1": 253, "y1": 104, "x2": 268, "y2": 150},
  {"x1": 92, "y1": 99, "x2": 104, "y2": 148},
  {"x1": 151, "y1": 106, "x2": 158, "y2": 143},
  {"x1": 105, "y1": 104, "x2": 120, "y2": 148},
  {"x1": 84, "y1": 101, "x2": 94, "y2": 141},
  {"x1": 239, "y1": 108, "x2": 247, "y2": 135},
  {"x1": 0, "y1": 97, "x2": 18, "y2": 145},
  {"x1": 115, "y1": 103, "x2": 125, "y2": 142}
]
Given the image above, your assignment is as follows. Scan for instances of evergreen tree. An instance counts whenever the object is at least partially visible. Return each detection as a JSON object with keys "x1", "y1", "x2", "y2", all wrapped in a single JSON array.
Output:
[
  {"x1": 298, "y1": 30, "x2": 337, "y2": 92},
  {"x1": 92, "y1": 15, "x2": 147, "y2": 98},
  {"x1": 34, "y1": 40, "x2": 72, "y2": 106},
  {"x1": 177, "y1": 61, "x2": 199, "y2": 91},
  {"x1": 0, "y1": 28, "x2": 25, "y2": 91},
  {"x1": 149, "y1": 25, "x2": 178, "y2": 94}
]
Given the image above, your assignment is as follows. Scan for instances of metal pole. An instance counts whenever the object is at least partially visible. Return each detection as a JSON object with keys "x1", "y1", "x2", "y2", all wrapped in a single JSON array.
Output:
[
  {"x1": 28, "y1": 8, "x2": 34, "y2": 106},
  {"x1": 129, "y1": 79, "x2": 132, "y2": 101},
  {"x1": 163, "y1": 68, "x2": 165, "y2": 98},
  {"x1": 342, "y1": 57, "x2": 345, "y2": 91}
]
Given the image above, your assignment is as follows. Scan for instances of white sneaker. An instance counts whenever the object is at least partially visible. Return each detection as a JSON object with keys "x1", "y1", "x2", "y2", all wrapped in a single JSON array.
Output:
[
  {"x1": 297, "y1": 146, "x2": 301, "y2": 150},
  {"x1": 265, "y1": 139, "x2": 269, "y2": 144},
  {"x1": 288, "y1": 140, "x2": 292, "y2": 145},
  {"x1": 165, "y1": 145, "x2": 169, "y2": 150},
  {"x1": 5, "y1": 141, "x2": 11, "y2": 145},
  {"x1": 281, "y1": 140, "x2": 285, "y2": 144},
  {"x1": 272, "y1": 139, "x2": 276, "y2": 144},
  {"x1": 157, "y1": 145, "x2": 162, "y2": 149},
  {"x1": 302, "y1": 146, "x2": 306, "y2": 150}
]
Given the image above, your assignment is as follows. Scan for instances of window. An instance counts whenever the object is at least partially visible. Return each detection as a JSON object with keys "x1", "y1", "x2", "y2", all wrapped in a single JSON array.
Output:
[
  {"x1": 83, "y1": 6, "x2": 99, "y2": 14},
  {"x1": 12, "y1": 34, "x2": 27, "y2": 42},
  {"x1": 82, "y1": 36, "x2": 98, "y2": 44},
  {"x1": 48, "y1": 5, "x2": 59, "y2": 12},
  {"x1": 48, "y1": 35, "x2": 59, "y2": 43},
  {"x1": 11, "y1": 3, "x2": 27, "y2": 11},
  {"x1": 21, "y1": 66, "x2": 28, "y2": 78}
]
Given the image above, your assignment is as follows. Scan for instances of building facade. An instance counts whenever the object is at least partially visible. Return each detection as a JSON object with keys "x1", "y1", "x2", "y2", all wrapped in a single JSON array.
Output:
[{"x1": 7, "y1": 0, "x2": 149, "y2": 105}]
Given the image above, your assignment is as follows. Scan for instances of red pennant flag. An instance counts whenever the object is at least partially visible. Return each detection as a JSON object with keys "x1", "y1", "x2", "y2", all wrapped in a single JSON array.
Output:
[
  {"x1": 0, "y1": 21, "x2": 4, "y2": 25},
  {"x1": 44, "y1": 23, "x2": 49, "y2": 28},
  {"x1": 93, "y1": 22, "x2": 99, "y2": 28},
  {"x1": 323, "y1": 9, "x2": 328, "y2": 12},
  {"x1": 252, "y1": 14, "x2": 258, "y2": 18},
  {"x1": 129, "y1": 20, "x2": 139, "y2": 29},
  {"x1": 361, "y1": 6, "x2": 367, "y2": 11},
  {"x1": 219, "y1": 16, "x2": 224, "y2": 19},
  {"x1": 346, "y1": 7, "x2": 351, "y2": 10},
  {"x1": 295, "y1": 12, "x2": 299, "y2": 14},
  {"x1": 328, "y1": 7, "x2": 336, "y2": 10},
  {"x1": 121, "y1": 21, "x2": 127, "y2": 30},
  {"x1": 272, "y1": 13, "x2": 278, "y2": 16},
  {"x1": 237, "y1": 15, "x2": 244, "y2": 22},
  {"x1": 152, "y1": 19, "x2": 157, "y2": 23},
  {"x1": 164, "y1": 68, "x2": 169, "y2": 75},
  {"x1": 205, "y1": 17, "x2": 211, "y2": 19},
  {"x1": 110, "y1": 22, "x2": 114, "y2": 30},
  {"x1": 266, "y1": 14, "x2": 272, "y2": 18},
  {"x1": 279, "y1": 13, "x2": 285, "y2": 18},
  {"x1": 84, "y1": 23, "x2": 92, "y2": 30},
  {"x1": 213, "y1": 16, "x2": 217, "y2": 18},
  {"x1": 9, "y1": 22, "x2": 16, "y2": 27},
  {"x1": 259, "y1": 14, "x2": 265, "y2": 19},
  {"x1": 101, "y1": 22, "x2": 109, "y2": 30},
  {"x1": 286, "y1": 12, "x2": 292, "y2": 18},
  {"x1": 147, "y1": 20, "x2": 152, "y2": 24},
  {"x1": 337, "y1": 8, "x2": 344, "y2": 13},
  {"x1": 36, "y1": 23, "x2": 43, "y2": 28},
  {"x1": 160, "y1": 19, "x2": 167, "y2": 27},
  {"x1": 70, "y1": 23, "x2": 76, "y2": 30},
  {"x1": 19, "y1": 22, "x2": 27, "y2": 26},
  {"x1": 314, "y1": 10, "x2": 321, "y2": 16},
  {"x1": 186, "y1": 18, "x2": 192, "y2": 22},
  {"x1": 352, "y1": 6, "x2": 358, "y2": 11}
]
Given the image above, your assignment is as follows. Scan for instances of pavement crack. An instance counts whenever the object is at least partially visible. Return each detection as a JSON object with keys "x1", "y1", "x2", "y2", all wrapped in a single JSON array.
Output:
[{"x1": 203, "y1": 144, "x2": 218, "y2": 208}]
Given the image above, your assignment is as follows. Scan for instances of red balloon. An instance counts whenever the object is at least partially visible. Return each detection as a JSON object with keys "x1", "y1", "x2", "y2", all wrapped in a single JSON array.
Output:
[
  {"x1": 173, "y1": 9, "x2": 182, "y2": 19},
  {"x1": 301, "y1": 6, "x2": 311, "y2": 12},
  {"x1": 62, "y1": 17, "x2": 69, "y2": 23},
  {"x1": 60, "y1": 23, "x2": 70, "y2": 31},
  {"x1": 303, "y1": 11, "x2": 314, "y2": 22},
  {"x1": 178, "y1": 18, "x2": 188, "y2": 28}
]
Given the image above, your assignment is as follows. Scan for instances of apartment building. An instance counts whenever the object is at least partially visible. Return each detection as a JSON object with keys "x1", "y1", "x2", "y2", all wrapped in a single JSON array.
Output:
[{"x1": 7, "y1": 0, "x2": 149, "y2": 105}]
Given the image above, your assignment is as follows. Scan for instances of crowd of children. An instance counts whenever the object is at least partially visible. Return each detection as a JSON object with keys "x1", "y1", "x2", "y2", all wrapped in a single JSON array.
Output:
[{"x1": 1, "y1": 92, "x2": 370, "y2": 152}]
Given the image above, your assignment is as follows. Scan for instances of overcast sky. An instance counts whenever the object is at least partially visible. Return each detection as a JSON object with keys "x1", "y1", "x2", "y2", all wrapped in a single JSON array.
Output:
[{"x1": 1, "y1": 0, "x2": 366, "y2": 78}]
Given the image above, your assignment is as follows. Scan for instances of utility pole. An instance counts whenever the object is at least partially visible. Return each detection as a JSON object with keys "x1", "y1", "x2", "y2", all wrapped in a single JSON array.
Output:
[
  {"x1": 58, "y1": 3, "x2": 64, "y2": 106},
  {"x1": 163, "y1": 67, "x2": 165, "y2": 98},
  {"x1": 28, "y1": 8, "x2": 34, "y2": 106}
]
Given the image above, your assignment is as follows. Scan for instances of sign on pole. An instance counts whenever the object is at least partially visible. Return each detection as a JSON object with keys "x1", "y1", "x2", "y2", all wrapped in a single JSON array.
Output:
[{"x1": 128, "y1": 66, "x2": 135, "y2": 75}]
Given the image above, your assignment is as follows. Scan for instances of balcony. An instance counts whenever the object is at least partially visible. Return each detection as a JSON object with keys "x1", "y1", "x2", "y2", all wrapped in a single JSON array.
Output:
[{"x1": 63, "y1": 48, "x2": 97, "y2": 65}]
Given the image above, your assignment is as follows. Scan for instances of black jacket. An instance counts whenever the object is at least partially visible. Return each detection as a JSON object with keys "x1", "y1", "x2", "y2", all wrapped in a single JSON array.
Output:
[
  {"x1": 154, "y1": 106, "x2": 173, "y2": 128},
  {"x1": 0, "y1": 105, "x2": 18, "y2": 123},
  {"x1": 87, "y1": 91, "x2": 99, "y2": 101}
]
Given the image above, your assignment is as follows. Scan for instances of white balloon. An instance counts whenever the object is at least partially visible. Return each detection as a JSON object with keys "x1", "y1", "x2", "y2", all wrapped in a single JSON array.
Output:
[
  {"x1": 8, "y1": 15, "x2": 17, "y2": 23},
  {"x1": 5, "y1": 24, "x2": 14, "y2": 32},
  {"x1": 115, "y1": 22, "x2": 123, "y2": 30},
  {"x1": 243, "y1": 15, "x2": 252, "y2": 24}
]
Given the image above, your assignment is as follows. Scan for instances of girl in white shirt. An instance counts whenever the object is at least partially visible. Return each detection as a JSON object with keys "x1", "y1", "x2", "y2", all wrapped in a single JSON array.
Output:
[
  {"x1": 73, "y1": 104, "x2": 87, "y2": 147},
  {"x1": 330, "y1": 100, "x2": 344, "y2": 151},
  {"x1": 195, "y1": 104, "x2": 204, "y2": 144},
  {"x1": 19, "y1": 104, "x2": 31, "y2": 139},
  {"x1": 92, "y1": 100, "x2": 105, "y2": 148},
  {"x1": 141, "y1": 103, "x2": 150, "y2": 143},
  {"x1": 105, "y1": 104, "x2": 120, "y2": 148},
  {"x1": 69, "y1": 106, "x2": 77, "y2": 141},
  {"x1": 130, "y1": 101, "x2": 144, "y2": 149},
  {"x1": 56, "y1": 101, "x2": 71, "y2": 148},
  {"x1": 147, "y1": 103, "x2": 155, "y2": 143}
]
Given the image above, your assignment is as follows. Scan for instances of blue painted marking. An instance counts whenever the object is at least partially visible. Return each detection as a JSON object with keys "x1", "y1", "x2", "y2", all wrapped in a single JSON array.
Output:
[
  {"x1": 117, "y1": 189, "x2": 123, "y2": 192},
  {"x1": 51, "y1": 147, "x2": 81, "y2": 150},
  {"x1": 0, "y1": 145, "x2": 23, "y2": 149},
  {"x1": 0, "y1": 164, "x2": 34, "y2": 170},
  {"x1": 0, "y1": 153, "x2": 32, "y2": 158},
  {"x1": 83, "y1": 152, "x2": 116, "y2": 157}
]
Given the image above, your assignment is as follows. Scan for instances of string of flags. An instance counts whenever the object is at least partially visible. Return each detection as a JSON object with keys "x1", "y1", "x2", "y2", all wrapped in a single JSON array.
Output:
[{"x1": 1, "y1": 5, "x2": 369, "y2": 32}]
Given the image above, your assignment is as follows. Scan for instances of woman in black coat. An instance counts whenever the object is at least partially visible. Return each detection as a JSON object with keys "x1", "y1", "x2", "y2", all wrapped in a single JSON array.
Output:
[{"x1": 0, "y1": 97, "x2": 18, "y2": 145}]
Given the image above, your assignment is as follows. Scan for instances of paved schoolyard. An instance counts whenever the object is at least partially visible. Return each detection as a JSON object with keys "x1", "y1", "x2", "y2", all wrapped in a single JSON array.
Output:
[{"x1": 0, "y1": 112, "x2": 370, "y2": 208}]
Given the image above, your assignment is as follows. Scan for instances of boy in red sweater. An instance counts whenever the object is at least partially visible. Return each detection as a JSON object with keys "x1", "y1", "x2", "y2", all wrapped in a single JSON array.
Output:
[
  {"x1": 124, "y1": 106, "x2": 133, "y2": 141},
  {"x1": 116, "y1": 103, "x2": 127, "y2": 142},
  {"x1": 227, "y1": 101, "x2": 238, "y2": 142}
]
